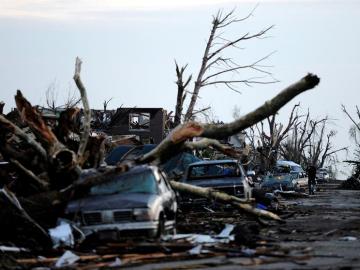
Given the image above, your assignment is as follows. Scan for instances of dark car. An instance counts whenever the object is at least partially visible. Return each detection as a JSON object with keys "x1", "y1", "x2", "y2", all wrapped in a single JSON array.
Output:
[
  {"x1": 65, "y1": 165, "x2": 177, "y2": 239},
  {"x1": 260, "y1": 174, "x2": 298, "y2": 192},
  {"x1": 180, "y1": 160, "x2": 245, "y2": 197},
  {"x1": 316, "y1": 168, "x2": 330, "y2": 183}
]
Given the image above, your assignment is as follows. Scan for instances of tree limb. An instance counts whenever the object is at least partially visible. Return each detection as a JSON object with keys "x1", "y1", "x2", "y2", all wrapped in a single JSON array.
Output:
[
  {"x1": 140, "y1": 74, "x2": 320, "y2": 164},
  {"x1": 0, "y1": 114, "x2": 47, "y2": 160},
  {"x1": 170, "y1": 180, "x2": 282, "y2": 221},
  {"x1": 201, "y1": 74, "x2": 319, "y2": 139},
  {"x1": 9, "y1": 159, "x2": 49, "y2": 190},
  {"x1": 184, "y1": 138, "x2": 243, "y2": 159},
  {"x1": 73, "y1": 57, "x2": 91, "y2": 163}
]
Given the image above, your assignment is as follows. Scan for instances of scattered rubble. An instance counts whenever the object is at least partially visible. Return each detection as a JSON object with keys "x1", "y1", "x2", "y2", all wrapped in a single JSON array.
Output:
[{"x1": 340, "y1": 176, "x2": 360, "y2": 190}]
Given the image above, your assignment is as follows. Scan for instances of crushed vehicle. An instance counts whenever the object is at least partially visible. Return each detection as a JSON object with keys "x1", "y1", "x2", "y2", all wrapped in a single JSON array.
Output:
[
  {"x1": 260, "y1": 173, "x2": 298, "y2": 192},
  {"x1": 316, "y1": 167, "x2": 330, "y2": 182},
  {"x1": 179, "y1": 160, "x2": 245, "y2": 200},
  {"x1": 275, "y1": 160, "x2": 308, "y2": 187},
  {"x1": 64, "y1": 165, "x2": 177, "y2": 239}
]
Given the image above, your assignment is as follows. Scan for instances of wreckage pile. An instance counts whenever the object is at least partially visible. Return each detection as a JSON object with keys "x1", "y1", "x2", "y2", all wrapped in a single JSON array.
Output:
[
  {"x1": 0, "y1": 57, "x2": 320, "y2": 269},
  {"x1": 340, "y1": 176, "x2": 360, "y2": 190}
]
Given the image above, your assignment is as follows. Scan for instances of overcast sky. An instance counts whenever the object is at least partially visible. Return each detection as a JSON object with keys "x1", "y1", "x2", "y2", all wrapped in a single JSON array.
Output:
[{"x1": 0, "y1": 0, "x2": 359, "y2": 178}]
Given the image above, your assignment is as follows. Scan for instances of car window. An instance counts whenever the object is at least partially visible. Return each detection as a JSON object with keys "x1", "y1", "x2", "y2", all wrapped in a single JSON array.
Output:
[
  {"x1": 188, "y1": 163, "x2": 241, "y2": 180},
  {"x1": 90, "y1": 170, "x2": 158, "y2": 195}
]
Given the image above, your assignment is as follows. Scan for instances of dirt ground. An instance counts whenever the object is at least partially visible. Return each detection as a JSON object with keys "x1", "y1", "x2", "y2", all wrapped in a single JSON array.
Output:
[{"x1": 122, "y1": 181, "x2": 360, "y2": 270}]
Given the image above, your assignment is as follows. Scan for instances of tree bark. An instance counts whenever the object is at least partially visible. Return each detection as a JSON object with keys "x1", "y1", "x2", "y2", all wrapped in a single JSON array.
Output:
[
  {"x1": 73, "y1": 57, "x2": 91, "y2": 166},
  {"x1": 170, "y1": 181, "x2": 282, "y2": 221}
]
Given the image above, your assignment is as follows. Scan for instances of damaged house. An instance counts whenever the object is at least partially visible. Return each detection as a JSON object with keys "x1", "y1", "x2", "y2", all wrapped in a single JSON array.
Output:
[{"x1": 106, "y1": 107, "x2": 167, "y2": 144}]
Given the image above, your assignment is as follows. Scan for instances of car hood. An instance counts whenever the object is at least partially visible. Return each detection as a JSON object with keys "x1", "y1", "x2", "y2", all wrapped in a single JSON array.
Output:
[
  {"x1": 261, "y1": 178, "x2": 293, "y2": 187},
  {"x1": 66, "y1": 193, "x2": 158, "y2": 213}
]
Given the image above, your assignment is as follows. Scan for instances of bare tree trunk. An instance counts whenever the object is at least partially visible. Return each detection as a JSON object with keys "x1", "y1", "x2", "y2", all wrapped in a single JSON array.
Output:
[
  {"x1": 184, "y1": 20, "x2": 217, "y2": 121},
  {"x1": 73, "y1": 57, "x2": 91, "y2": 164},
  {"x1": 174, "y1": 63, "x2": 191, "y2": 126},
  {"x1": 183, "y1": 9, "x2": 276, "y2": 120},
  {"x1": 0, "y1": 101, "x2": 4, "y2": 114}
]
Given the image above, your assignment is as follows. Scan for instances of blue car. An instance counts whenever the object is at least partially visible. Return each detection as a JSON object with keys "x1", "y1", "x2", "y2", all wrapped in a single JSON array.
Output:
[{"x1": 260, "y1": 174, "x2": 298, "y2": 192}]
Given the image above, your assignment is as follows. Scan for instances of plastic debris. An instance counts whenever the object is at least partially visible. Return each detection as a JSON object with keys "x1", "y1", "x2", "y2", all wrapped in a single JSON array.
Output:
[
  {"x1": 49, "y1": 222, "x2": 74, "y2": 248},
  {"x1": 164, "y1": 224, "x2": 235, "y2": 245},
  {"x1": 0, "y1": 246, "x2": 29, "y2": 252},
  {"x1": 241, "y1": 248, "x2": 256, "y2": 256},
  {"x1": 188, "y1": 245, "x2": 202, "y2": 255},
  {"x1": 109, "y1": 257, "x2": 122, "y2": 267},
  {"x1": 256, "y1": 203, "x2": 267, "y2": 210},
  {"x1": 217, "y1": 224, "x2": 235, "y2": 238},
  {"x1": 54, "y1": 250, "x2": 80, "y2": 268},
  {"x1": 339, "y1": 236, "x2": 358, "y2": 241}
]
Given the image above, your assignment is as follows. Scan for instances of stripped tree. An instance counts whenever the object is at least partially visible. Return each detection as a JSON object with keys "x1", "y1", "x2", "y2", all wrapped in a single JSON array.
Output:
[
  {"x1": 173, "y1": 8, "x2": 277, "y2": 123},
  {"x1": 174, "y1": 63, "x2": 192, "y2": 126},
  {"x1": 252, "y1": 103, "x2": 300, "y2": 172},
  {"x1": 342, "y1": 105, "x2": 360, "y2": 175},
  {"x1": 281, "y1": 111, "x2": 346, "y2": 168}
]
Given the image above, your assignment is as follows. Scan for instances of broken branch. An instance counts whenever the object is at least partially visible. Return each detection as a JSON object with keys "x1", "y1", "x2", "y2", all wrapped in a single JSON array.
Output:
[
  {"x1": 170, "y1": 180, "x2": 282, "y2": 221},
  {"x1": 140, "y1": 74, "x2": 320, "y2": 164},
  {"x1": 73, "y1": 57, "x2": 91, "y2": 162},
  {"x1": 0, "y1": 114, "x2": 47, "y2": 160}
]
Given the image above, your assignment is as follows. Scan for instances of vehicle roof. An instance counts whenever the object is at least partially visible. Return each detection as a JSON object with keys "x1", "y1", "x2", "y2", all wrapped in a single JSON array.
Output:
[
  {"x1": 125, "y1": 164, "x2": 156, "y2": 174},
  {"x1": 188, "y1": 159, "x2": 239, "y2": 166},
  {"x1": 277, "y1": 160, "x2": 302, "y2": 167}
]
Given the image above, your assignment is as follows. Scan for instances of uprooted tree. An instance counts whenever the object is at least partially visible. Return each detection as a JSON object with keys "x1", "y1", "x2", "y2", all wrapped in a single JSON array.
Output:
[{"x1": 174, "y1": 8, "x2": 277, "y2": 124}]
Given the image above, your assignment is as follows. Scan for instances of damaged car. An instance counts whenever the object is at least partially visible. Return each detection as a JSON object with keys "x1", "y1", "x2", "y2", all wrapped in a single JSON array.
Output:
[
  {"x1": 180, "y1": 160, "x2": 245, "y2": 198},
  {"x1": 316, "y1": 167, "x2": 330, "y2": 183},
  {"x1": 260, "y1": 174, "x2": 298, "y2": 192},
  {"x1": 64, "y1": 165, "x2": 177, "y2": 239},
  {"x1": 275, "y1": 160, "x2": 308, "y2": 187}
]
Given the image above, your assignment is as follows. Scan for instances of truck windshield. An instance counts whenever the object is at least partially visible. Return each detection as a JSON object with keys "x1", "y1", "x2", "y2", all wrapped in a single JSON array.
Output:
[
  {"x1": 90, "y1": 170, "x2": 158, "y2": 195},
  {"x1": 290, "y1": 166, "x2": 304, "y2": 173},
  {"x1": 188, "y1": 163, "x2": 240, "y2": 180}
]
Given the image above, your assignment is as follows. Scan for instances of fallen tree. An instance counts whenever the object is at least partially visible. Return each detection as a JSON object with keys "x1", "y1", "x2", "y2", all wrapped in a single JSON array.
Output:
[
  {"x1": 170, "y1": 181, "x2": 282, "y2": 221},
  {"x1": 139, "y1": 74, "x2": 320, "y2": 165}
]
